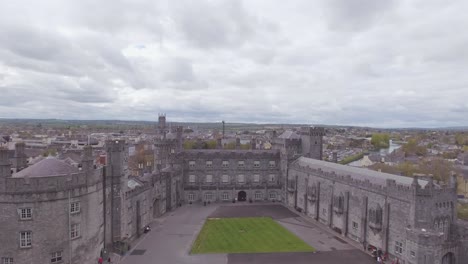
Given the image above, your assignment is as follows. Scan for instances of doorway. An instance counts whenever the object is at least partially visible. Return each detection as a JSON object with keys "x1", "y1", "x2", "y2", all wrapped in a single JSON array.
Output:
[{"x1": 238, "y1": 191, "x2": 247, "y2": 202}]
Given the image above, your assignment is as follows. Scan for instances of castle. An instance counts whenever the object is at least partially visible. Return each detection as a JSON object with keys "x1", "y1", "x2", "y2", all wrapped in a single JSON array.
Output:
[{"x1": 0, "y1": 115, "x2": 467, "y2": 264}]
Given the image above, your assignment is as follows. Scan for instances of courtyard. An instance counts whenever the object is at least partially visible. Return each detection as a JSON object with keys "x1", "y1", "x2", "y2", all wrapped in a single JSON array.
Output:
[
  {"x1": 120, "y1": 203, "x2": 376, "y2": 264},
  {"x1": 191, "y1": 217, "x2": 314, "y2": 254}
]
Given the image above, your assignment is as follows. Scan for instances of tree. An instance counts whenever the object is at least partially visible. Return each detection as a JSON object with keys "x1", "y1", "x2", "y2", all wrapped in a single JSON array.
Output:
[{"x1": 371, "y1": 133, "x2": 390, "y2": 149}]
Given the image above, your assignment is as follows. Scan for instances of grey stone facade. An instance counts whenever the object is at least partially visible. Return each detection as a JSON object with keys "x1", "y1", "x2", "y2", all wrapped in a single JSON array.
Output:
[{"x1": 1, "y1": 118, "x2": 467, "y2": 264}]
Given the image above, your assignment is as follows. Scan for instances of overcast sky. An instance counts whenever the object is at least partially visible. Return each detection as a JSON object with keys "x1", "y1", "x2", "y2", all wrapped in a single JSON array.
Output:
[{"x1": 1, "y1": 0, "x2": 467, "y2": 128}]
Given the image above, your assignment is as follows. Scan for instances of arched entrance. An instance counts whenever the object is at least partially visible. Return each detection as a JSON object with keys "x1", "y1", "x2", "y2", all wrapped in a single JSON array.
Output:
[
  {"x1": 442, "y1": 252, "x2": 455, "y2": 264},
  {"x1": 238, "y1": 191, "x2": 247, "y2": 202}
]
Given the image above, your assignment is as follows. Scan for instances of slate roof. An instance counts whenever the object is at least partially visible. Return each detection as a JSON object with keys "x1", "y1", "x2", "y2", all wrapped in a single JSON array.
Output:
[
  {"x1": 293, "y1": 156, "x2": 428, "y2": 187},
  {"x1": 278, "y1": 130, "x2": 301, "y2": 140},
  {"x1": 13, "y1": 157, "x2": 80, "y2": 178}
]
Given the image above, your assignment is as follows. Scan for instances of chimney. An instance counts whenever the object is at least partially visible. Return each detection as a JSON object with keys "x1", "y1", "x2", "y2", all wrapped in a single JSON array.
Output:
[
  {"x1": 251, "y1": 139, "x2": 256, "y2": 150},
  {"x1": 217, "y1": 138, "x2": 222, "y2": 149},
  {"x1": 236, "y1": 138, "x2": 241, "y2": 150},
  {"x1": 82, "y1": 145, "x2": 94, "y2": 171},
  {"x1": 14, "y1": 142, "x2": 27, "y2": 171},
  {"x1": 332, "y1": 151, "x2": 338, "y2": 163},
  {"x1": 0, "y1": 147, "x2": 11, "y2": 178}
]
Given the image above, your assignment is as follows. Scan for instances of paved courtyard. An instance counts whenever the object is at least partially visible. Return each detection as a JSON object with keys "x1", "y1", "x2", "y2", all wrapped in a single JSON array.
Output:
[{"x1": 120, "y1": 203, "x2": 375, "y2": 264}]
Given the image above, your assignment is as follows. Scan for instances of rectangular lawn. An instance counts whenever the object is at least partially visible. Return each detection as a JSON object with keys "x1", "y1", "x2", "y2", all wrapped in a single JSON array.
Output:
[{"x1": 190, "y1": 217, "x2": 315, "y2": 254}]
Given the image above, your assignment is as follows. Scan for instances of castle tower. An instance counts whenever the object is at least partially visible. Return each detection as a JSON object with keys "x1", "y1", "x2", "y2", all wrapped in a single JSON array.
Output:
[
  {"x1": 104, "y1": 140, "x2": 128, "y2": 248},
  {"x1": 300, "y1": 127, "x2": 325, "y2": 160},
  {"x1": 13, "y1": 142, "x2": 27, "y2": 171},
  {"x1": 0, "y1": 147, "x2": 11, "y2": 192},
  {"x1": 158, "y1": 114, "x2": 166, "y2": 134},
  {"x1": 81, "y1": 145, "x2": 94, "y2": 172}
]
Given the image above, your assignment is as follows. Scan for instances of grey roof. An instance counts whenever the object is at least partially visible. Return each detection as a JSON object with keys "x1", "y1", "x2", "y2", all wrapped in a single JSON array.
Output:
[
  {"x1": 294, "y1": 157, "x2": 428, "y2": 187},
  {"x1": 278, "y1": 130, "x2": 301, "y2": 140},
  {"x1": 13, "y1": 156, "x2": 79, "y2": 178}
]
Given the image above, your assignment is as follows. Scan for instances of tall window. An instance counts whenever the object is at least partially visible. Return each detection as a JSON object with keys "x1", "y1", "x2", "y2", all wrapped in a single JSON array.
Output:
[
  {"x1": 189, "y1": 175, "x2": 196, "y2": 184},
  {"x1": 269, "y1": 161, "x2": 276, "y2": 168},
  {"x1": 20, "y1": 208, "x2": 32, "y2": 220},
  {"x1": 19, "y1": 231, "x2": 32, "y2": 248},
  {"x1": 1, "y1": 258, "x2": 13, "y2": 264},
  {"x1": 255, "y1": 192, "x2": 263, "y2": 200},
  {"x1": 238, "y1": 174, "x2": 245, "y2": 183},
  {"x1": 269, "y1": 174, "x2": 276, "y2": 182},
  {"x1": 238, "y1": 161, "x2": 245, "y2": 168},
  {"x1": 222, "y1": 161, "x2": 229, "y2": 168},
  {"x1": 206, "y1": 175, "x2": 213, "y2": 183},
  {"x1": 204, "y1": 192, "x2": 213, "y2": 201},
  {"x1": 269, "y1": 192, "x2": 277, "y2": 199},
  {"x1": 352, "y1": 221, "x2": 358, "y2": 230},
  {"x1": 253, "y1": 174, "x2": 260, "y2": 183},
  {"x1": 206, "y1": 161, "x2": 212, "y2": 168},
  {"x1": 70, "y1": 202, "x2": 80, "y2": 214},
  {"x1": 253, "y1": 161, "x2": 260, "y2": 168},
  {"x1": 222, "y1": 192, "x2": 229, "y2": 201},
  {"x1": 189, "y1": 161, "x2": 195, "y2": 169},
  {"x1": 221, "y1": 175, "x2": 229, "y2": 183},
  {"x1": 71, "y1": 224, "x2": 80, "y2": 239},
  {"x1": 188, "y1": 193, "x2": 195, "y2": 202},
  {"x1": 394, "y1": 241, "x2": 403, "y2": 255},
  {"x1": 51, "y1": 251, "x2": 62, "y2": 263}
]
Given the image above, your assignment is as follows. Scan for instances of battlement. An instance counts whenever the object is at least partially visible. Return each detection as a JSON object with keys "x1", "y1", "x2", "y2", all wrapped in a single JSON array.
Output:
[
  {"x1": 106, "y1": 140, "x2": 126, "y2": 152},
  {"x1": 2, "y1": 167, "x2": 103, "y2": 195},
  {"x1": 300, "y1": 127, "x2": 326, "y2": 136}
]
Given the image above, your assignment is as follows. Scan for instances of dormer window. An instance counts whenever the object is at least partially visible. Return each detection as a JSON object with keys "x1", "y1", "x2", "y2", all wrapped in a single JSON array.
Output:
[
  {"x1": 254, "y1": 161, "x2": 260, "y2": 168},
  {"x1": 269, "y1": 161, "x2": 276, "y2": 168},
  {"x1": 222, "y1": 160, "x2": 229, "y2": 168},
  {"x1": 206, "y1": 161, "x2": 212, "y2": 168},
  {"x1": 189, "y1": 161, "x2": 196, "y2": 169},
  {"x1": 238, "y1": 161, "x2": 245, "y2": 168},
  {"x1": 206, "y1": 175, "x2": 213, "y2": 183}
]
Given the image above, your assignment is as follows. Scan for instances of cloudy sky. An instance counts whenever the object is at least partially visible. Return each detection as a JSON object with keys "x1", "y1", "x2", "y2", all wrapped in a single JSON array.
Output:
[{"x1": 0, "y1": 0, "x2": 467, "y2": 128}]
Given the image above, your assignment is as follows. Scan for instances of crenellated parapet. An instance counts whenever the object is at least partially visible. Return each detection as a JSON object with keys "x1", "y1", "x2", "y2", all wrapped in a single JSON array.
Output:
[
  {"x1": 182, "y1": 149, "x2": 280, "y2": 160},
  {"x1": 2, "y1": 167, "x2": 103, "y2": 195}
]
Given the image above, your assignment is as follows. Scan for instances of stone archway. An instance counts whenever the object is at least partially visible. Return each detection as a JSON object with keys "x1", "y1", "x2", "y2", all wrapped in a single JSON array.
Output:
[
  {"x1": 442, "y1": 252, "x2": 455, "y2": 264},
  {"x1": 238, "y1": 191, "x2": 247, "y2": 202}
]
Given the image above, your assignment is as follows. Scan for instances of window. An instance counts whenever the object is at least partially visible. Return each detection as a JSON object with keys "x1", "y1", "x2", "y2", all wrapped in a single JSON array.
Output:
[
  {"x1": 70, "y1": 224, "x2": 80, "y2": 239},
  {"x1": 19, "y1": 231, "x2": 32, "y2": 248},
  {"x1": 70, "y1": 202, "x2": 80, "y2": 214},
  {"x1": 188, "y1": 193, "x2": 195, "y2": 202},
  {"x1": 269, "y1": 192, "x2": 277, "y2": 199},
  {"x1": 204, "y1": 192, "x2": 213, "y2": 201},
  {"x1": 394, "y1": 241, "x2": 403, "y2": 255},
  {"x1": 322, "y1": 208, "x2": 326, "y2": 216},
  {"x1": 189, "y1": 161, "x2": 195, "y2": 168},
  {"x1": 51, "y1": 251, "x2": 62, "y2": 263},
  {"x1": 410, "y1": 251, "x2": 416, "y2": 258},
  {"x1": 238, "y1": 161, "x2": 245, "y2": 168},
  {"x1": 253, "y1": 161, "x2": 260, "y2": 168},
  {"x1": 20, "y1": 208, "x2": 32, "y2": 220},
  {"x1": 222, "y1": 192, "x2": 229, "y2": 201},
  {"x1": 222, "y1": 161, "x2": 229, "y2": 168},
  {"x1": 206, "y1": 175, "x2": 213, "y2": 183},
  {"x1": 269, "y1": 174, "x2": 276, "y2": 182},
  {"x1": 221, "y1": 175, "x2": 229, "y2": 183},
  {"x1": 253, "y1": 174, "x2": 260, "y2": 182},
  {"x1": 255, "y1": 192, "x2": 263, "y2": 200},
  {"x1": 352, "y1": 221, "x2": 358, "y2": 230},
  {"x1": 238, "y1": 174, "x2": 245, "y2": 183},
  {"x1": 138, "y1": 163, "x2": 143, "y2": 169},
  {"x1": 147, "y1": 161, "x2": 151, "y2": 166},
  {"x1": 189, "y1": 175, "x2": 196, "y2": 183},
  {"x1": 1, "y1": 258, "x2": 13, "y2": 264},
  {"x1": 269, "y1": 161, "x2": 276, "y2": 168},
  {"x1": 206, "y1": 161, "x2": 212, "y2": 168}
]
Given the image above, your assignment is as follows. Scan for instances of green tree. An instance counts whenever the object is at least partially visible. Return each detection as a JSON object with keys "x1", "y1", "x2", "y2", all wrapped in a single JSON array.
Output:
[{"x1": 371, "y1": 133, "x2": 390, "y2": 149}]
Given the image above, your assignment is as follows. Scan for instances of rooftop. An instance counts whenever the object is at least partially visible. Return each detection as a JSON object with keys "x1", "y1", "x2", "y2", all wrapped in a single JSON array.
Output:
[
  {"x1": 294, "y1": 157, "x2": 428, "y2": 188},
  {"x1": 13, "y1": 156, "x2": 80, "y2": 178}
]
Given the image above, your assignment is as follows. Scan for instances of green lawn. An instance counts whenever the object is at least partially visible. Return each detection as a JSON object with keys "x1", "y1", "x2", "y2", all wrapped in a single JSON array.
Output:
[{"x1": 190, "y1": 217, "x2": 315, "y2": 254}]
